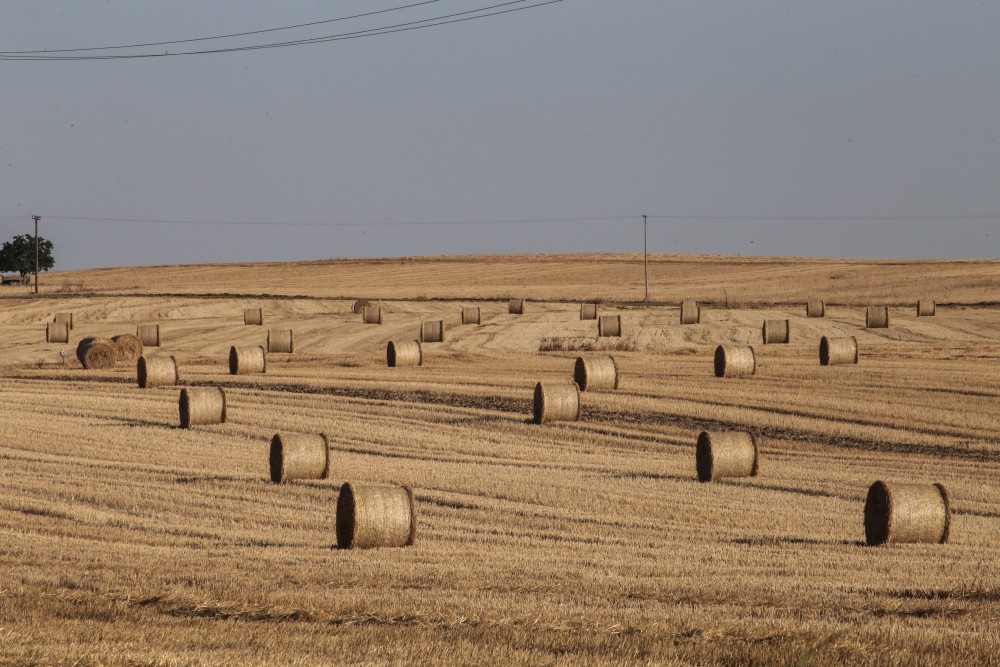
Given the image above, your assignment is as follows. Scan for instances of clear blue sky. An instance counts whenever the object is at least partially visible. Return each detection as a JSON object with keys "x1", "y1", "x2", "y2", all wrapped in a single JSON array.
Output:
[{"x1": 2, "y1": 1, "x2": 999, "y2": 270}]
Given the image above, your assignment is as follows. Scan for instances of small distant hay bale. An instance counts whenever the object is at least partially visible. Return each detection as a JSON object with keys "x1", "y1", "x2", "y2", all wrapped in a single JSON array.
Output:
[
  {"x1": 178, "y1": 387, "x2": 227, "y2": 429},
  {"x1": 509, "y1": 299, "x2": 525, "y2": 315},
  {"x1": 267, "y1": 329, "x2": 294, "y2": 353},
  {"x1": 461, "y1": 306, "x2": 481, "y2": 325},
  {"x1": 696, "y1": 431, "x2": 760, "y2": 482},
  {"x1": 680, "y1": 300, "x2": 700, "y2": 324},
  {"x1": 917, "y1": 300, "x2": 936, "y2": 317},
  {"x1": 76, "y1": 337, "x2": 117, "y2": 370},
  {"x1": 532, "y1": 382, "x2": 581, "y2": 424},
  {"x1": 714, "y1": 345, "x2": 756, "y2": 378},
  {"x1": 352, "y1": 299, "x2": 371, "y2": 315},
  {"x1": 820, "y1": 336, "x2": 858, "y2": 365},
  {"x1": 137, "y1": 324, "x2": 161, "y2": 347},
  {"x1": 111, "y1": 333, "x2": 144, "y2": 367},
  {"x1": 269, "y1": 433, "x2": 330, "y2": 483},
  {"x1": 46, "y1": 321, "x2": 69, "y2": 343},
  {"x1": 866, "y1": 306, "x2": 890, "y2": 328},
  {"x1": 420, "y1": 320, "x2": 444, "y2": 343},
  {"x1": 573, "y1": 356, "x2": 619, "y2": 392},
  {"x1": 244, "y1": 308, "x2": 263, "y2": 326},
  {"x1": 362, "y1": 306, "x2": 383, "y2": 324},
  {"x1": 137, "y1": 355, "x2": 179, "y2": 388},
  {"x1": 580, "y1": 303, "x2": 598, "y2": 320},
  {"x1": 387, "y1": 340, "x2": 422, "y2": 367},
  {"x1": 864, "y1": 481, "x2": 951, "y2": 546},
  {"x1": 336, "y1": 482, "x2": 416, "y2": 549},
  {"x1": 762, "y1": 319, "x2": 790, "y2": 344},
  {"x1": 53, "y1": 312, "x2": 74, "y2": 330},
  {"x1": 806, "y1": 300, "x2": 825, "y2": 318},
  {"x1": 229, "y1": 345, "x2": 266, "y2": 375},
  {"x1": 598, "y1": 314, "x2": 622, "y2": 337}
]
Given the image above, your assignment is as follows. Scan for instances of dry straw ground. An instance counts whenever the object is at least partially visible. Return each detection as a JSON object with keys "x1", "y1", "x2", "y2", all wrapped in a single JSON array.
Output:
[{"x1": 0, "y1": 253, "x2": 998, "y2": 665}]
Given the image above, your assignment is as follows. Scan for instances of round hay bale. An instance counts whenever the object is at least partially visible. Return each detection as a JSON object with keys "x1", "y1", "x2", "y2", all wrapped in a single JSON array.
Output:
[
  {"x1": 762, "y1": 319, "x2": 790, "y2": 344},
  {"x1": 866, "y1": 306, "x2": 890, "y2": 328},
  {"x1": 137, "y1": 324, "x2": 161, "y2": 347},
  {"x1": 137, "y1": 355, "x2": 179, "y2": 388},
  {"x1": 46, "y1": 321, "x2": 69, "y2": 344},
  {"x1": 820, "y1": 336, "x2": 858, "y2": 365},
  {"x1": 76, "y1": 337, "x2": 117, "y2": 370},
  {"x1": 362, "y1": 306, "x2": 383, "y2": 324},
  {"x1": 111, "y1": 334, "x2": 144, "y2": 367},
  {"x1": 267, "y1": 329, "x2": 294, "y2": 354},
  {"x1": 229, "y1": 345, "x2": 266, "y2": 375},
  {"x1": 580, "y1": 303, "x2": 598, "y2": 320},
  {"x1": 178, "y1": 387, "x2": 226, "y2": 429},
  {"x1": 714, "y1": 345, "x2": 756, "y2": 378},
  {"x1": 352, "y1": 299, "x2": 371, "y2": 315},
  {"x1": 509, "y1": 299, "x2": 525, "y2": 315},
  {"x1": 420, "y1": 320, "x2": 445, "y2": 343},
  {"x1": 696, "y1": 431, "x2": 760, "y2": 482},
  {"x1": 806, "y1": 300, "x2": 825, "y2": 318},
  {"x1": 917, "y1": 299, "x2": 936, "y2": 317},
  {"x1": 53, "y1": 312, "x2": 74, "y2": 330},
  {"x1": 244, "y1": 308, "x2": 263, "y2": 326},
  {"x1": 269, "y1": 433, "x2": 330, "y2": 483},
  {"x1": 336, "y1": 483, "x2": 416, "y2": 549},
  {"x1": 387, "y1": 340, "x2": 422, "y2": 367},
  {"x1": 598, "y1": 314, "x2": 622, "y2": 337},
  {"x1": 573, "y1": 356, "x2": 619, "y2": 392},
  {"x1": 680, "y1": 300, "x2": 700, "y2": 325},
  {"x1": 461, "y1": 306, "x2": 481, "y2": 325},
  {"x1": 864, "y1": 481, "x2": 951, "y2": 546},
  {"x1": 532, "y1": 382, "x2": 581, "y2": 424}
]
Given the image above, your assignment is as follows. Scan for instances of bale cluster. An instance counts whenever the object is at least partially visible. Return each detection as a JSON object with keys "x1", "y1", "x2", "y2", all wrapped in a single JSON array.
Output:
[
  {"x1": 53, "y1": 312, "x2": 74, "y2": 329},
  {"x1": 598, "y1": 314, "x2": 622, "y2": 337},
  {"x1": 917, "y1": 300, "x2": 936, "y2": 317},
  {"x1": 137, "y1": 324, "x2": 161, "y2": 347},
  {"x1": 714, "y1": 345, "x2": 755, "y2": 378},
  {"x1": 806, "y1": 300, "x2": 825, "y2": 318},
  {"x1": 420, "y1": 320, "x2": 445, "y2": 343},
  {"x1": 387, "y1": 340, "x2": 422, "y2": 367},
  {"x1": 509, "y1": 299, "x2": 525, "y2": 315},
  {"x1": 680, "y1": 300, "x2": 700, "y2": 325},
  {"x1": 267, "y1": 329, "x2": 294, "y2": 353},
  {"x1": 532, "y1": 382, "x2": 581, "y2": 424},
  {"x1": 866, "y1": 306, "x2": 890, "y2": 329},
  {"x1": 244, "y1": 308, "x2": 263, "y2": 326},
  {"x1": 76, "y1": 337, "x2": 117, "y2": 370},
  {"x1": 46, "y1": 321, "x2": 69, "y2": 343},
  {"x1": 864, "y1": 481, "x2": 950, "y2": 546},
  {"x1": 461, "y1": 307, "x2": 481, "y2": 325},
  {"x1": 179, "y1": 387, "x2": 227, "y2": 428},
  {"x1": 270, "y1": 433, "x2": 330, "y2": 484},
  {"x1": 820, "y1": 336, "x2": 858, "y2": 366},
  {"x1": 762, "y1": 319, "x2": 789, "y2": 344},
  {"x1": 229, "y1": 345, "x2": 266, "y2": 375},
  {"x1": 137, "y1": 355, "x2": 179, "y2": 388},
  {"x1": 363, "y1": 306, "x2": 383, "y2": 325},
  {"x1": 580, "y1": 303, "x2": 598, "y2": 320},
  {"x1": 696, "y1": 431, "x2": 760, "y2": 482},
  {"x1": 573, "y1": 356, "x2": 619, "y2": 392},
  {"x1": 336, "y1": 483, "x2": 416, "y2": 549}
]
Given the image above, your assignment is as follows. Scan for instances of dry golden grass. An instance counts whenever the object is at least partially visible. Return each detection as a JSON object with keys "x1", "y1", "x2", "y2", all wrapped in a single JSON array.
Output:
[{"x1": 0, "y1": 254, "x2": 998, "y2": 665}]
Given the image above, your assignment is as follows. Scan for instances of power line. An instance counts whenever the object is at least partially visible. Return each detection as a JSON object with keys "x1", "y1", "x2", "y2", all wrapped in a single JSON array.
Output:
[
  {"x1": 39, "y1": 214, "x2": 637, "y2": 227},
  {"x1": 648, "y1": 213, "x2": 1000, "y2": 221}
]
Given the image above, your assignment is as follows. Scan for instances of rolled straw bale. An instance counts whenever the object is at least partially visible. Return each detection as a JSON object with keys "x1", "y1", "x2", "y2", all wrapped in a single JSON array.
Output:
[
  {"x1": 806, "y1": 300, "x2": 825, "y2": 318},
  {"x1": 580, "y1": 303, "x2": 598, "y2": 320},
  {"x1": 244, "y1": 308, "x2": 263, "y2": 326},
  {"x1": 917, "y1": 299, "x2": 936, "y2": 317},
  {"x1": 532, "y1": 382, "x2": 581, "y2": 424},
  {"x1": 714, "y1": 345, "x2": 756, "y2": 378},
  {"x1": 179, "y1": 387, "x2": 227, "y2": 428},
  {"x1": 461, "y1": 306, "x2": 481, "y2": 325},
  {"x1": 267, "y1": 329, "x2": 294, "y2": 353},
  {"x1": 229, "y1": 345, "x2": 266, "y2": 375},
  {"x1": 598, "y1": 314, "x2": 622, "y2": 337},
  {"x1": 269, "y1": 433, "x2": 330, "y2": 483},
  {"x1": 573, "y1": 356, "x2": 619, "y2": 392},
  {"x1": 866, "y1": 306, "x2": 890, "y2": 329},
  {"x1": 352, "y1": 299, "x2": 371, "y2": 314},
  {"x1": 762, "y1": 319, "x2": 790, "y2": 344},
  {"x1": 387, "y1": 340, "x2": 422, "y2": 367},
  {"x1": 137, "y1": 355, "x2": 178, "y2": 388},
  {"x1": 53, "y1": 312, "x2": 74, "y2": 330},
  {"x1": 111, "y1": 334, "x2": 144, "y2": 367},
  {"x1": 46, "y1": 321, "x2": 69, "y2": 343},
  {"x1": 76, "y1": 337, "x2": 117, "y2": 370},
  {"x1": 420, "y1": 320, "x2": 445, "y2": 343},
  {"x1": 820, "y1": 336, "x2": 858, "y2": 366},
  {"x1": 864, "y1": 481, "x2": 951, "y2": 546},
  {"x1": 137, "y1": 324, "x2": 161, "y2": 347},
  {"x1": 362, "y1": 306, "x2": 383, "y2": 324},
  {"x1": 509, "y1": 299, "x2": 525, "y2": 315},
  {"x1": 696, "y1": 431, "x2": 760, "y2": 482},
  {"x1": 680, "y1": 300, "x2": 700, "y2": 325},
  {"x1": 336, "y1": 483, "x2": 416, "y2": 549}
]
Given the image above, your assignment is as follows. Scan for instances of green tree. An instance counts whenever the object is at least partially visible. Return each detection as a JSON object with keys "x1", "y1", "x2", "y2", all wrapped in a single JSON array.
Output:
[{"x1": 0, "y1": 234, "x2": 55, "y2": 276}]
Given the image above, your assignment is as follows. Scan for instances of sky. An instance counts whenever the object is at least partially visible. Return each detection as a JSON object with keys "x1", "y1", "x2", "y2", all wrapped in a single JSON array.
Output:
[{"x1": 1, "y1": 1, "x2": 999, "y2": 271}]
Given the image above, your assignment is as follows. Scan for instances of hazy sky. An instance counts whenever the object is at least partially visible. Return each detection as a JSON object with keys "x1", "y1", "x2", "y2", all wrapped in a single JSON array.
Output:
[{"x1": 2, "y1": 1, "x2": 999, "y2": 270}]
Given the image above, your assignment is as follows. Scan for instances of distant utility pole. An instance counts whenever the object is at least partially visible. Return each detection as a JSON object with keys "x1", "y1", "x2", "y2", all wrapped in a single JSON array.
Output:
[
  {"x1": 32, "y1": 215, "x2": 40, "y2": 295},
  {"x1": 642, "y1": 214, "x2": 649, "y2": 302}
]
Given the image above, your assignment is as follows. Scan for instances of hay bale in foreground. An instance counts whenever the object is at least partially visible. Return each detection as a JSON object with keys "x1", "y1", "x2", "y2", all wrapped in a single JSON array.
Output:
[
  {"x1": 137, "y1": 324, "x2": 161, "y2": 347},
  {"x1": 532, "y1": 382, "x2": 580, "y2": 424},
  {"x1": 866, "y1": 306, "x2": 890, "y2": 328},
  {"x1": 598, "y1": 314, "x2": 622, "y2": 337},
  {"x1": 267, "y1": 329, "x2": 294, "y2": 353},
  {"x1": 336, "y1": 483, "x2": 416, "y2": 549},
  {"x1": 137, "y1": 355, "x2": 178, "y2": 388},
  {"x1": 54, "y1": 312, "x2": 74, "y2": 330},
  {"x1": 680, "y1": 300, "x2": 700, "y2": 325},
  {"x1": 46, "y1": 322, "x2": 69, "y2": 343},
  {"x1": 762, "y1": 319, "x2": 790, "y2": 344},
  {"x1": 573, "y1": 356, "x2": 619, "y2": 392},
  {"x1": 917, "y1": 300, "x2": 936, "y2": 317},
  {"x1": 244, "y1": 308, "x2": 263, "y2": 326},
  {"x1": 509, "y1": 299, "x2": 525, "y2": 315},
  {"x1": 806, "y1": 300, "x2": 825, "y2": 318},
  {"x1": 179, "y1": 387, "x2": 227, "y2": 429},
  {"x1": 387, "y1": 340, "x2": 422, "y2": 367},
  {"x1": 864, "y1": 481, "x2": 951, "y2": 546},
  {"x1": 362, "y1": 306, "x2": 383, "y2": 324},
  {"x1": 461, "y1": 307, "x2": 481, "y2": 325},
  {"x1": 270, "y1": 433, "x2": 330, "y2": 483},
  {"x1": 111, "y1": 334, "x2": 144, "y2": 367},
  {"x1": 696, "y1": 431, "x2": 760, "y2": 482},
  {"x1": 229, "y1": 345, "x2": 266, "y2": 375},
  {"x1": 714, "y1": 345, "x2": 756, "y2": 378},
  {"x1": 76, "y1": 337, "x2": 117, "y2": 370},
  {"x1": 820, "y1": 336, "x2": 858, "y2": 366},
  {"x1": 420, "y1": 320, "x2": 444, "y2": 343},
  {"x1": 580, "y1": 303, "x2": 598, "y2": 320}
]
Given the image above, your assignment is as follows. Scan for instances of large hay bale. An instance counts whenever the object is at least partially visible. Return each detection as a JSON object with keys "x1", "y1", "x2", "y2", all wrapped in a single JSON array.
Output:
[
  {"x1": 580, "y1": 303, "x2": 598, "y2": 320},
  {"x1": 54, "y1": 312, "x2": 74, "y2": 329},
  {"x1": 680, "y1": 300, "x2": 700, "y2": 325},
  {"x1": 111, "y1": 334, "x2": 144, "y2": 367},
  {"x1": 509, "y1": 299, "x2": 525, "y2": 315},
  {"x1": 229, "y1": 345, "x2": 266, "y2": 375},
  {"x1": 573, "y1": 356, "x2": 619, "y2": 392},
  {"x1": 820, "y1": 336, "x2": 858, "y2": 365},
  {"x1": 532, "y1": 382, "x2": 580, "y2": 424},
  {"x1": 336, "y1": 482, "x2": 416, "y2": 549},
  {"x1": 179, "y1": 387, "x2": 227, "y2": 429},
  {"x1": 352, "y1": 299, "x2": 371, "y2": 314},
  {"x1": 76, "y1": 337, "x2": 117, "y2": 370},
  {"x1": 420, "y1": 320, "x2": 445, "y2": 343},
  {"x1": 244, "y1": 308, "x2": 263, "y2": 326},
  {"x1": 714, "y1": 345, "x2": 756, "y2": 378},
  {"x1": 866, "y1": 306, "x2": 890, "y2": 328},
  {"x1": 137, "y1": 324, "x2": 161, "y2": 347},
  {"x1": 269, "y1": 433, "x2": 330, "y2": 483},
  {"x1": 46, "y1": 321, "x2": 69, "y2": 344},
  {"x1": 137, "y1": 355, "x2": 179, "y2": 388},
  {"x1": 461, "y1": 306, "x2": 481, "y2": 325},
  {"x1": 762, "y1": 319, "x2": 790, "y2": 344},
  {"x1": 806, "y1": 300, "x2": 825, "y2": 318},
  {"x1": 267, "y1": 329, "x2": 294, "y2": 353},
  {"x1": 362, "y1": 306, "x2": 383, "y2": 324},
  {"x1": 696, "y1": 431, "x2": 760, "y2": 482},
  {"x1": 864, "y1": 481, "x2": 951, "y2": 546},
  {"x1": 917, "y1": 300, "x2": 936, "y2": 317},
  {"x1": 598, "y1": 314, "x2": 622, "y2": 337},
  {"x1": 387, "y1": 340, "x2": 422, "y2": 367}
]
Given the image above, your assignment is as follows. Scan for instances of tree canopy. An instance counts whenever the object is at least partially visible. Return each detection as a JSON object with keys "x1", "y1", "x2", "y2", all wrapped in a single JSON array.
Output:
[{"x1": 0, "y1": 234, "x2": 55, "y2": 276}]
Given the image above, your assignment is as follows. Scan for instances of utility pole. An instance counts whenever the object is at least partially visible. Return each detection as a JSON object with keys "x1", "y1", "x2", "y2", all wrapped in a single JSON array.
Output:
[
  {"x1": 643, "y1": 214, "x2": 649, "y2": 302},
  {"x1": 32, "y1": 215, "x2": 40, "y2": 295}
]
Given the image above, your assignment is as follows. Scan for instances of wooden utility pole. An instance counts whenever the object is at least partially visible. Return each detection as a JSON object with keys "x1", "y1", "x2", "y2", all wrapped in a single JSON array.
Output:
[
  {"x1": 32, "y1": 215, "x2": 40, "y2": 295},
  {"x1": 643, "y1": 214, "x2": 649, "y2": 302}
]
